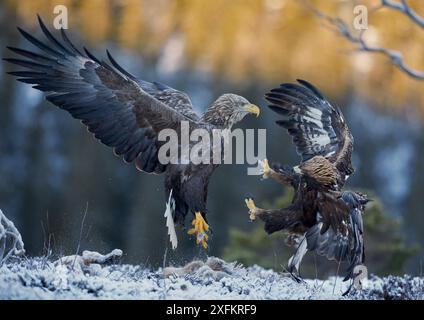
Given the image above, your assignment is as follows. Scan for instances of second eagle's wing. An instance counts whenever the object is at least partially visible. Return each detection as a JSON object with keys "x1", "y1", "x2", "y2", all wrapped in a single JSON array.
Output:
[
  {"x1": 5, "y1": 16, "x2": 200, "y2": 174},
  {"x1": 265, "y1": 79, "x2": 354, "y2": 180}
]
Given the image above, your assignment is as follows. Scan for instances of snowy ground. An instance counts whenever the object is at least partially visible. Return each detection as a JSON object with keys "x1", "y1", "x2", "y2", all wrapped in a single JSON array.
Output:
[{"x1": 1, "y1": 255, "x2": 423, "y2": 300}]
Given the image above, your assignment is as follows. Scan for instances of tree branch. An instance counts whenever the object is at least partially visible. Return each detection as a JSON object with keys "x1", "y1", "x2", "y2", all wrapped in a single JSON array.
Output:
[
  {"x1": 0, "y1": 209, "x2": 25, "y2": 264},
  {"x1": 303, "y1": 0, "x2": 424, "y2": 80},
  {"x1": 381, "y1": 0, "x2": 424, "y2": 29}
]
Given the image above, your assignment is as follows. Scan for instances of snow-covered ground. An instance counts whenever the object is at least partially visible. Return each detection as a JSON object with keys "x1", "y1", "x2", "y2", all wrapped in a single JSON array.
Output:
[{"x1": 1, "y1": 255, "x2": 423, "y2": 300}]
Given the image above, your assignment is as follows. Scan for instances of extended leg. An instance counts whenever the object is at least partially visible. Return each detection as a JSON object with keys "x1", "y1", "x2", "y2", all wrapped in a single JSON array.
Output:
[
  {"x1": 245, "y1": 198, "x2": 265, "y2": 221},
  {"x1": 259, "y1": 159, "x2": 297, "y2": 187},
  {"x1": 245, "y1": 198, "x2": 300, "y2": 234},
  {"x1": 187, "y1": 212, "x2": 209, "y2": 249}
]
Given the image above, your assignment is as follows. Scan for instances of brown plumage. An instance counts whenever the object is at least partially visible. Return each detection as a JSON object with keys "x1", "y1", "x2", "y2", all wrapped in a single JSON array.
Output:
[
  {"x1": 4, "y1": 16, "x2": 260, "y2": 250},
  {"x1": 299, "y1": 156, "x2": 338, "y2": 188},
  {"x1": 247, "y1": 80, "x2": 368, "y2": 290}
]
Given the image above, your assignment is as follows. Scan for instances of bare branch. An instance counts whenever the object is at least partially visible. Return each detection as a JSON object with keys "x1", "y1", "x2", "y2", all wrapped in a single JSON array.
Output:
[
  {"x1": 72, "y1": 201, "x2": 89, "y2": 270},
  {"x1": 303, "y1": 0, "x2": 424, "y2": 80},
  {"x1": 382, "y1": 0, "x2": 424, "y2": 29},
  {"x1": 0, "y1": 209, "x2": 25, "y2": 264}
]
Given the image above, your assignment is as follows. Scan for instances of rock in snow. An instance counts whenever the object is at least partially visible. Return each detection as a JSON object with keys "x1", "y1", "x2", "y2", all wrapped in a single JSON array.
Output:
[
  {"x1": 0, "y1": 255, "x2": 423, "y2": 300},
  {"x1": 54, "y1": 249, "x2": 123, "y2": 273}
]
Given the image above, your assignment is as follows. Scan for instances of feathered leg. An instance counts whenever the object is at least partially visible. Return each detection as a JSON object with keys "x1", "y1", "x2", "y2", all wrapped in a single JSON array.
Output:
[
  {"x1": 245, "y1": 198, "x2": 306, "y2": 281},
  {"x1": 245, "y1": 198, "x2": 300, "y2": 234},
  {"x1": 259, "y1": 159, "x2": 298, "y2": 187}
]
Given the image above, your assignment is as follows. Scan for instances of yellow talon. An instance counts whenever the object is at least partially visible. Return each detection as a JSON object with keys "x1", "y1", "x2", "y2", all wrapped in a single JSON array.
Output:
[
  {"x1": 260, "y1": 159, "x2": 271, "y2": 179},
  {"x1": 188, "y1": 212, "x2": 209, "y2": 249},
  {"x1": 245, "y1": 198, "x2": 258, "y2": 221}
]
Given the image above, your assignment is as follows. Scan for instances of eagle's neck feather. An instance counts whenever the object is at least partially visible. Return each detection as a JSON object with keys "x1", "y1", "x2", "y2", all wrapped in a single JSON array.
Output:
[{"x1": 201, "y1": 103, "x2": 238, "y2": 129}]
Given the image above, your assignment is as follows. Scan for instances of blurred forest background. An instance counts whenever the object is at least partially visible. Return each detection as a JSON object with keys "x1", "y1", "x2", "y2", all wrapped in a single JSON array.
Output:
[{"x1": 0, "y1": 0, "x2": 423, "y2": 278}]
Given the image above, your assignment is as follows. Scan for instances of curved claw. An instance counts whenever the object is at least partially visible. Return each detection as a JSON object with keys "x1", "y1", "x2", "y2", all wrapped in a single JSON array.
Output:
[
  {"x1": 259, "y1": 159, "x2": 271, "y2": 179},
  {"x1": 245, "y1": 198, "x2": 258, "y2": 221},
  {"x1": 187, "y1": 212, "x2": 209, "y2": 249}
]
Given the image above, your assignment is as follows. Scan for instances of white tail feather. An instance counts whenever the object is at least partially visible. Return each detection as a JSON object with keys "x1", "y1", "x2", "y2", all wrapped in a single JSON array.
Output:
[
  {"x1": 287, "y1": 236, "x2": 308, "y2": 272},
  {"x1": 164, "y1": 190, "x2": 178, "y2": 250}
]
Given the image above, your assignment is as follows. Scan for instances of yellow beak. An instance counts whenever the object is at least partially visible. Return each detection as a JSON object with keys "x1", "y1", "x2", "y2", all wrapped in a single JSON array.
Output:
[{"x1": 243, "y1": 104, "x2": 260, "y2": 117}]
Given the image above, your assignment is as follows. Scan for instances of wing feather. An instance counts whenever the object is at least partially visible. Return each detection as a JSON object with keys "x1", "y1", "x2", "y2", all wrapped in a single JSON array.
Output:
[
  {"x1": 4, "y1": 16, "x2": 200, "y2": 174},
  {"x1": 265, "y1": 79, "x2": 354, "y2": 179}
]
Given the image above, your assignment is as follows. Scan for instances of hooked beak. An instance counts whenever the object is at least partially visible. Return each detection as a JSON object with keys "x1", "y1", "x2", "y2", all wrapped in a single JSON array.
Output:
[{"x1": 243, "y1": 104, "x2": 260, "y2": 117}]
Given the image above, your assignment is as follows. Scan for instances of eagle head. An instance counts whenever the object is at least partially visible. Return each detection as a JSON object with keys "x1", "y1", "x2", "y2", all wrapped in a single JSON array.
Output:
[{"x1": 202, "y1": 94, "x2": 260, "y2": 128}]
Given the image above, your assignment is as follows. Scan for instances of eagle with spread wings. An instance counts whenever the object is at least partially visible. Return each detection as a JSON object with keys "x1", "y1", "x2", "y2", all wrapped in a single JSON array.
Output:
[
  {"x1": 245, "y1": 80, "x2": 369, "y2": 288},
  {"x1": 4, "y1": 16, "x2": 260, "y2": 250}
]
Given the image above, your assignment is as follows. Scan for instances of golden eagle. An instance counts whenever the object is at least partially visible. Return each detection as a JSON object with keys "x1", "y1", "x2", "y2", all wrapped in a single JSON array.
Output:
[
  {"x1": 245, "y1": 80, "x2": 368, "y2": 286},
  {"x1": 4, "y1": 16, "x2": 260, "y2": 250}
]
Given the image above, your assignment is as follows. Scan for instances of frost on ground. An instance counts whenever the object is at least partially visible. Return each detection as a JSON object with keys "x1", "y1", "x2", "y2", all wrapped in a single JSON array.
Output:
[
  {"x1": 1, "y1": 253, "x2": 423, "y2": 300},
  {"x1": 0, "y1": 209, "x2": 422, "y2": 300}
]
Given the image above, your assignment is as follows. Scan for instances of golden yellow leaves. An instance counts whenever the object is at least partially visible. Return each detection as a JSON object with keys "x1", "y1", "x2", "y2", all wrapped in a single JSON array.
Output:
[{"x1": 6, "y1": 0, "x2": 424, "y2": 114}]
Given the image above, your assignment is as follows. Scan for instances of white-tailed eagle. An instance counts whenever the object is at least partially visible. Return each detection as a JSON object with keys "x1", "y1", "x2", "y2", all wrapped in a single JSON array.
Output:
[{"x1": 4, "y1": 16, "x2": 260, "y2": 250}]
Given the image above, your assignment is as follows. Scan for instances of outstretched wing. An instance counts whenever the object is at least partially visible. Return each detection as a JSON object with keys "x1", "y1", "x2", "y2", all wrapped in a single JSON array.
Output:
[
  {"x1": 4, "y1": 16, "x2": 200, "y2": 174},
  {"x1": 265, "y1": 79, "x2": 354, "y2": 178},
  {"x1": 105, "y1": 51, "x2": 200, "y2": 122}
]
